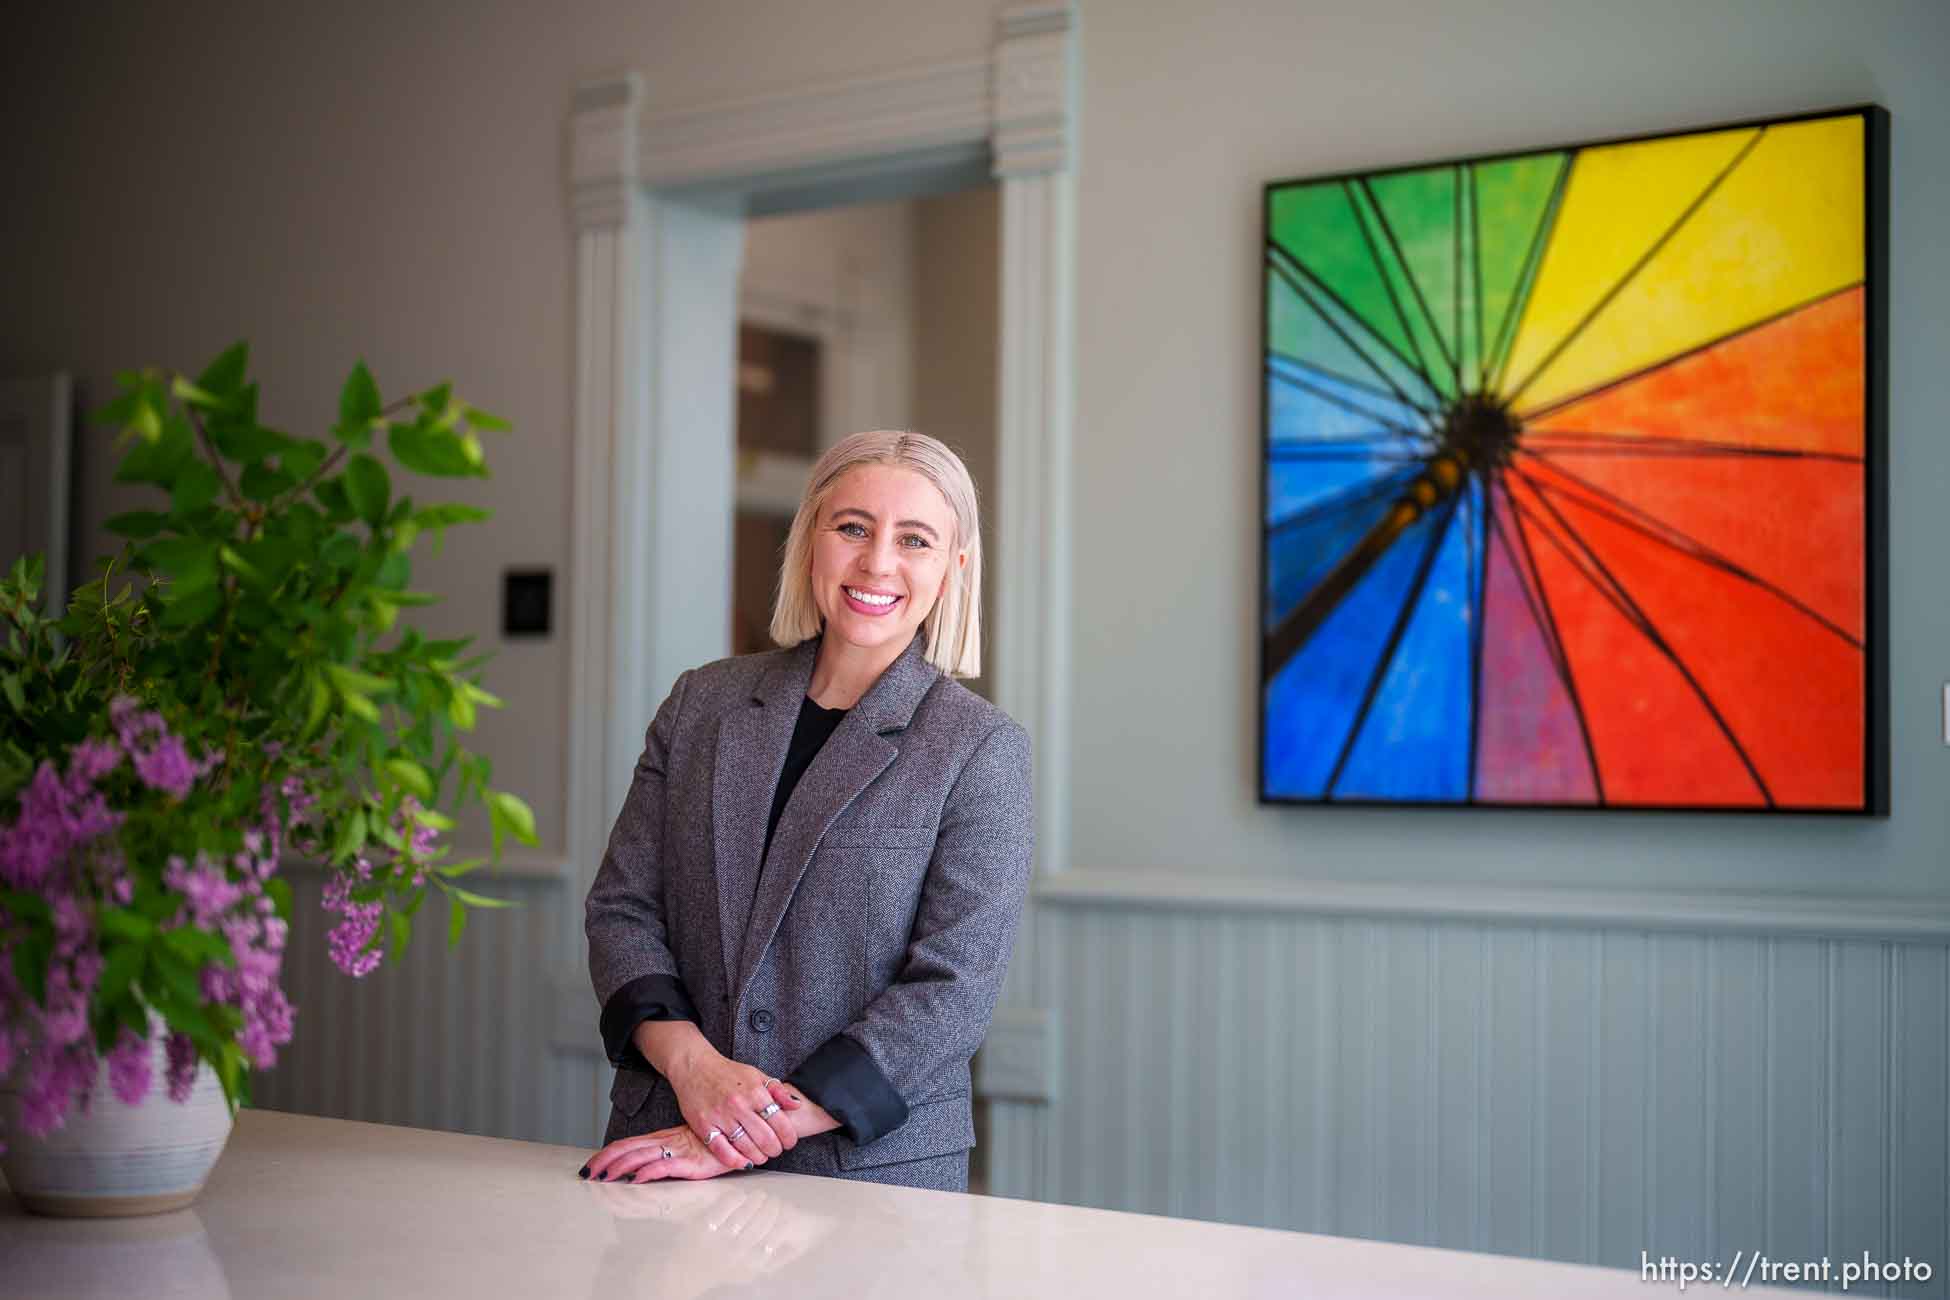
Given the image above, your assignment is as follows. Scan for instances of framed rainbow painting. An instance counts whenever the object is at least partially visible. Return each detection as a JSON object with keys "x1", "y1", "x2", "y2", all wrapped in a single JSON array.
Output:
[{"x1": 1258, "y1": 106, "x2": 1888, "y2": 813}]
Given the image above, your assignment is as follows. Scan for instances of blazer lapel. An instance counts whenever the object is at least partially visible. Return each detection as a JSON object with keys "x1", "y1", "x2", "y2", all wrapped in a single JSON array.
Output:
[
  {"x1": 733, "y1": 634, "x2": 940, "y2": 1002},
  {"x1": 711, "y1": 642, "x2": 815, "y2": 995}
]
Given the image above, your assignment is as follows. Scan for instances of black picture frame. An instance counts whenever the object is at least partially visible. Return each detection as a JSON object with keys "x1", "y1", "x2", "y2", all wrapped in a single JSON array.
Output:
[{"x1": 1255, "y1": 105, "x2": 1890, "y2": 815}]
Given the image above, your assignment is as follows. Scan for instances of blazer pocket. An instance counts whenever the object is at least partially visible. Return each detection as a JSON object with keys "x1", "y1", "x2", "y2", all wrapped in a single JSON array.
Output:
[
  {"x1": 821, "y1": 826, "x2": 937, "y2": 850},
  {"x1": 835, "y1": 1091, "x2": 975, "y2": 1171}
]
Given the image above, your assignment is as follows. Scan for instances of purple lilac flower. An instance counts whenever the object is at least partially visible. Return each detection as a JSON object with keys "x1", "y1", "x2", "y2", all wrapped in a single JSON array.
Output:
[
  {"x1": 107, "y1": 1027, "x2": 152, "y2": 1105},
  {"x1": 109, "y1": 696, "x2": 217, "y2": 800},
  {"x1": 52, "y1": 895, "x2": 90, "y2": 948},
  {"x1": 0, "y1": 761, "x2": 124, "y2": 891},
  {"x1": 164, "y1": 853, "x2": 245, "y2": 929},
  {"x1": 131, "y1": 734, "x2": 199, "y2": 799},
  {"x1": 320, "y1": 857, "x2": 382, "y2": 978},
  {"x1": 399, "y1": 798, "x2": 440, "y2": 861},
  {"x1": 38, "y1": 960, "x2": 96, "y2": 1050},
  {"x1": 0, "y1": 743, "x2": 123, "y2": 1138},
  {"x1": 239, "y1": 984, "x2": 295, "y2": 1069},
  {"x1": 0, "y1": 707, "x2": 351, "y2": 1142},
  {"x1": 0, "y1": 711, "x2": 307, "y2": 1140},
  {"x1": 164, "y1": 1032, "x2": 198, "y2": 1104},
  {"x1": 19, "y1": 1043, "x2": 98, "y2": 1138},
  {"x1": 68, "y1": 737, "x2": 122, "y2": 784}
]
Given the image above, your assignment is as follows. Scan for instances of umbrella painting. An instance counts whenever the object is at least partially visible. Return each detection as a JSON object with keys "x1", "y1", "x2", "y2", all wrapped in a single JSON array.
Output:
[{"x1": 1260, "y1": 107, "x2": 1886, "y2": 812}]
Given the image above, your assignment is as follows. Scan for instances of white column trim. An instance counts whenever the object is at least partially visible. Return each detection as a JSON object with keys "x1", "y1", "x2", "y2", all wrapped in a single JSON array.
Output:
[
  {"x1": 566, "y1": 73, "x2": 645, "y2": 977},
  {"x1": 990, "y1": 6, "x2": 1077, "y2": 886},
  {"x1": 994, "y1": 173, "x2": 1074, "y2": 879}
]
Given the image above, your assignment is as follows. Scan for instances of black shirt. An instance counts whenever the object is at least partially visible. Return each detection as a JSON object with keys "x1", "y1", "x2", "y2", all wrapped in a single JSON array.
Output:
[{"x1": 761, "y1": 695, "x2": 849, "y2": 873}]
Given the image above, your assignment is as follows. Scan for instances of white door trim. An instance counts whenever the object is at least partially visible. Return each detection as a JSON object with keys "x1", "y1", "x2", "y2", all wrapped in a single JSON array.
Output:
[{"x1": 562, "y1": 5, "x2": 1078, "y2": 1166}]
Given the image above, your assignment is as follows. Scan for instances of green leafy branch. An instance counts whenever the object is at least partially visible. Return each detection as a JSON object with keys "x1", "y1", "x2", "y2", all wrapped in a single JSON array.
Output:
[{"x1": 1, "y1": 342, "x2": 542, "y2": 1107}]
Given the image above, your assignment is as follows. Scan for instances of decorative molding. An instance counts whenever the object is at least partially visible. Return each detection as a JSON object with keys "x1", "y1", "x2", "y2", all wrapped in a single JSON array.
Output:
[
  {"x1": 570, "y1": 74, "x2": 642, "y2": 230},
  {"x1": 628, "y1": 7, "x2": 1079, "y2": 191},
  {"x1": 566, "y1": 176, "x2": 643, "y2": 979},
  {"x1": 638, "y1": 57, "x2": 992, "y2": 192},
  {"x1": 1035, "y1": 870, "x2": 1950, "y2": 942},
  {"x1": 992, "y1": 4, "x2": 1077, "y2": 177}
]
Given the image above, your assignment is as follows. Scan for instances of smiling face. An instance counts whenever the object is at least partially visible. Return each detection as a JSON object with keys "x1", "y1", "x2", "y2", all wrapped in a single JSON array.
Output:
[{"x1": 809, "y1": 464, "x2": 963, "y2": 661}]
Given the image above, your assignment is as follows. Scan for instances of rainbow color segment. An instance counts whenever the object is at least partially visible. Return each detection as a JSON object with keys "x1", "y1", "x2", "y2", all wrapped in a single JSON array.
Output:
[{"x1": 1260, "y1": 110, "x2": 1878, "y2": 810}]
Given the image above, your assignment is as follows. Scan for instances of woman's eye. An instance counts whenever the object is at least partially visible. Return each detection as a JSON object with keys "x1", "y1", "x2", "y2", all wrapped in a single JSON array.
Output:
[
  {"x1": 900, "y1": 535, "x2": 930, "y2": 549},
  {"x1": 837, "y1": 522, "x2": 866, "y2": 538}
]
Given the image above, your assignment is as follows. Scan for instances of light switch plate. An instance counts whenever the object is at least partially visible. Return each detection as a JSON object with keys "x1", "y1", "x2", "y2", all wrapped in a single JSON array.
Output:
[{"x1": 504, "y1": 569, "x2": 553, "y2": 638}]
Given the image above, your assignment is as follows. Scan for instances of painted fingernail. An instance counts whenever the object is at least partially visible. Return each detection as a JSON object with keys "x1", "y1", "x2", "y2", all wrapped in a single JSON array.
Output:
[
  {"x1": 745, "y1": 1162, "x2": 754, "y2": 1170},
  {"x1": 625, "y1": 1173, "x2": 638, "y2": 1183},
  {"x1": 598, "y1": 1170, "x2": 611, "y2": 1181},
  {"x1": 577, "y1": 1166, "x2": 590, "y2": 1179}
]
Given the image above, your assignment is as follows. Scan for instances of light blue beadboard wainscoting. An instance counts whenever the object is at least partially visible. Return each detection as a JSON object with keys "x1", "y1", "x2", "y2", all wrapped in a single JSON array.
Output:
[
  {"x1": 984, "y1": 877, "x2": 1950, "y2": 1296},
  {"x1": 254, "y1": 861, "x2": 608, "y2": 1150}
]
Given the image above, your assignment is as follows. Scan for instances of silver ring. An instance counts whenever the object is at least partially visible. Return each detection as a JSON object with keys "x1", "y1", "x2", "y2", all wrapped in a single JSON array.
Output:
[
  {"x1": 661, "y1": 1147, "x2": 674, "y2": 1160},
  {"x1": 727, "y1": 1124, "x2": 747, "y2": 1141},
  {"x1": 705, "y1": 1128, "x2": 723, "y2": 1143},
  {"x1": 759, "y1": 1103, "x2": 781, "y2": 1117}
]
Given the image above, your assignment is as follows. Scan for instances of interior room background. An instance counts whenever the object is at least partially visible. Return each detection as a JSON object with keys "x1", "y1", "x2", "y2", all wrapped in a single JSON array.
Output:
[{"x1": 3, "y1": 0, "x2": 1946, "y2": 1285}]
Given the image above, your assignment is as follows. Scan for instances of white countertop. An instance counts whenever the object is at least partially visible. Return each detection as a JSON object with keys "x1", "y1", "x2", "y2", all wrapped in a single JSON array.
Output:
[{"x1": 1, "y1": 1109, "x2": 1784, "y2": 1298}]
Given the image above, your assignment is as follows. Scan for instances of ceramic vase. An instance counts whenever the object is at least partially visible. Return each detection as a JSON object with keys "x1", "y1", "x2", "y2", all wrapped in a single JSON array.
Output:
[{"x1": 1, "y1": 1023, "x2": 233, "y2": 1217}]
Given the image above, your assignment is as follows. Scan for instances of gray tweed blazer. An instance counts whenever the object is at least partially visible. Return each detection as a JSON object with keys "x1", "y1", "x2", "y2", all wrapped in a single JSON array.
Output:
[{"x1": 585, "y1": 633, "x2": 1033, "y2": 1187}]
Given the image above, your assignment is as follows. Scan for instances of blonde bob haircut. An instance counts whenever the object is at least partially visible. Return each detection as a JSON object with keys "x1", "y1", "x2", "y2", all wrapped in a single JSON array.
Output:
[{"x1": 769, "y1": 429, "x2": 983, "y2": 679}]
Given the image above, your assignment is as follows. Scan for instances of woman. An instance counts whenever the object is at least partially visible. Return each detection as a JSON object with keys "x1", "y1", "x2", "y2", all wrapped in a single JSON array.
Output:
[{"x1": 580, "y1": 430, "x2": 1033, "y2": 1193}]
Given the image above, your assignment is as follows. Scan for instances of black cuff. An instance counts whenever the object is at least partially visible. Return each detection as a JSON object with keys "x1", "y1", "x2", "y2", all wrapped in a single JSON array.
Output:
[
  {"x1": 599, "y1": 973, "x2": 701, "y2": 1072},
  {"x1": 786, "y1": 1034, "x2": 909, "y2": 1146}
]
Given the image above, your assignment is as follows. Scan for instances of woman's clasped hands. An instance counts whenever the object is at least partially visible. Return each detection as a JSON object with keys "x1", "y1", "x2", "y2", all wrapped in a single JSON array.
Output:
[{"x1": 581, "y1": 1047, "x2": 804, "y2": 1184}]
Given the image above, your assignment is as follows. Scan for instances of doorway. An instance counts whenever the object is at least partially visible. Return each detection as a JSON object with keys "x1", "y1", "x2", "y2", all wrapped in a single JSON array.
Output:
[{"x1": 732, "y1": 188, "x2": 1001, "y2": 697}]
